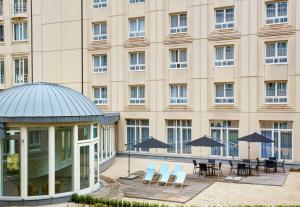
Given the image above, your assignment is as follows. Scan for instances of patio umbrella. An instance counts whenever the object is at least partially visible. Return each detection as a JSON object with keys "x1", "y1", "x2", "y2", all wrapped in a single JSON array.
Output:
[
  {"x1": 185, "y1": 136, "x2": 223, "y2": 157},
  {"x1": 239, "y1": 132, "x2": 274, "y2": 159},
  {"x1": 132, "y1": 137, "x2": 173, "y2": 149}
]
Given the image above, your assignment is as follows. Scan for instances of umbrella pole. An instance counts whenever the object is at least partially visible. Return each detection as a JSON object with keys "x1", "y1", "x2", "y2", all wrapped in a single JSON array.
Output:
[{"x1": 248, "y1": 142, "x2": 250, "y2": 160}]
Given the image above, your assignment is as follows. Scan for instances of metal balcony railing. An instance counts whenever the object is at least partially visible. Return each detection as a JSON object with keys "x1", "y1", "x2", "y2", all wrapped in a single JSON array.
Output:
[{"x1": 12, "y1": 3, "x2": 27, "y2": 15}]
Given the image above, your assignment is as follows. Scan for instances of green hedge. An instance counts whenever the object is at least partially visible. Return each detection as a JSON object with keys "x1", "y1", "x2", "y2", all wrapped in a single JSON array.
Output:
[{"x1": 72, "y1": 194, "x2": 300, "y2": 207}]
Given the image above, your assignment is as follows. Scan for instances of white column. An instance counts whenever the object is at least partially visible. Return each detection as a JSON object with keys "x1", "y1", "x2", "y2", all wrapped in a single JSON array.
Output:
[
  {"x1": 20, "y1": 127, "x2": 27, "y2": 198},
  {"x1": 112, "y1": 124, "x2": 115, "y2": 154},
  {"x1": 9, "y1": 140, "x2": 15, "y2": 154},
  {"x1": 89, "y1": 124, "x2": 94, "y2": 191},
  {"x1": 73, "y1": 125, "x2": 78, "y2": 192},
  {"x1": 48, "y1": 126, "x2": 55, "y2": 196},
  {"x1": 0, "y1": 139, "x2": 3, "y2": 196}
]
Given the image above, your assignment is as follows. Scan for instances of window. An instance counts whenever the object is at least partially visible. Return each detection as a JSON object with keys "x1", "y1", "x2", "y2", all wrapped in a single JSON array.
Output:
[
  {"x1": 265, "y1": 82, "x2": 287, "y2": 104},
  {"x1": 13, "y1": 21, "x2": 27, "y2": 41},
  {"x1": 0, "y1": 0, "x2": 3, "y2": 16},
  {"x1": 266, "y1": 42, "x2": 287, "y2": 64},
  {"x1": 170, "y1": 13, "x2": 187, "y2": 34},
  {"x1": 129, "y1": 18, "x2": 145, "y2": 38},
  {"x1": 0, "y1": 24, "x2": 4, "y2": 42},
  {"x1": 93, "y1": 123, "x2": 98, "y2": 139},
  {"x1": 167, "y1": 120, "x2": 191, "y2": 154},
  {"x1": 126, "y1": 119, "x2": 149, "y2": 152},
  {"x1": 215, "y1": 83, "x2": 234, "y2": 104},
  {"x1": 0, "y1": 59, "x2": 4, "y2": 84},
  {"x1": 215, "y1": 46, "x2": 234, "y2": 67},
  {"x1": 266, "y1": 1, "x2": 288, "y2": 24},
  {"x1": 78, "y1": 125, "x2": 90, "y2": 141},
  {"x1": 215, "y1": 8, "x2": 234, "y2": 29},
  {"x1": 93, "y1": 22, "x2": 107, "y2": 40},
  {"x1": 101, "y1": 125, "x2": 113, "y2": 161},
  {"x1": 129, "y1": 0, "x2": 144, "y2": 3},
  {"x1": 129, "y1": 85, "x2": 145, "y2": 104},
  {"x1": 210, "y1": 121, "x2": 239, "y2": 157},
  {"x1": 261, "y1": 121, "x2": 292, "y2": 160},
  {"x1": 12, "y1": 0, "x2": 27, "y2": 15},
  {"x1": 93, "y1": 54, "x2": 107, "y2": 73},
  {"x1": 28, "y1": 134, "x2": 40, "y2": 151},
  {"x1": 93, "y1": 87, "x2": 108, "y2": 104},
  {"x1": 170, "y1": 84, "x2": 187, "y2": 104},
  {"x1": 129, "y1": 51, "x2": 145, "y2": 71},
  {"x1": 93, "y1": 0, "x2": 107, "y2": 8},
  {"x1": 14, "y1": 58, "x2": 28, "y2": 85},
  {"x1": 170, "y1": 49, "x2": 187, "y2": 69}
]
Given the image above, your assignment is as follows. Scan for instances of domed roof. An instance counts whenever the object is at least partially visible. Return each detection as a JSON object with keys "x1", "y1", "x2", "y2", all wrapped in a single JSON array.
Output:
[{"x1": 0, "y1": 82, "x2": 103, "y2": 123}]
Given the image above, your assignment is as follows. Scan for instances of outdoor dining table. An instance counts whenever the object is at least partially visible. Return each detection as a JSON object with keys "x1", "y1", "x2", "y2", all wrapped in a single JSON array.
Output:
[
  {"x1": 198, "y1": 162, "x2": 216, "y2": 176},
  {"x1": 235, "y1": 161, "x2": 252, "y2": 176}
]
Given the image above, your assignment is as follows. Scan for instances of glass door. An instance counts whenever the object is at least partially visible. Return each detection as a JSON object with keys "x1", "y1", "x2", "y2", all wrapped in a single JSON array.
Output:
[{"x1": 78, "y1": 144, "x2": 90, "y2": 192}]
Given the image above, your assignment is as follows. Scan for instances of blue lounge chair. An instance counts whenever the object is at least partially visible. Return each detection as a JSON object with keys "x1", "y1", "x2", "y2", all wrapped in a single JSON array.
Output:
[
  {"x1": 172, "y1": 171, "x2": 186, "y2": 189},
  {"x1": 157, "y1": 170, "x2": 170, "y2": 187},
  {"x1": 147, "y1": 163, "x2": 155, "y2": 170},
  {"x1": 158, "y1": 163, "x2": 169, "y2": 175},
  {"x1": 171, "y1": 164, "x2": 182, "y2": 177},
  {"x1": 142, "y1": 168, "x2": 155, "y2": 184}
]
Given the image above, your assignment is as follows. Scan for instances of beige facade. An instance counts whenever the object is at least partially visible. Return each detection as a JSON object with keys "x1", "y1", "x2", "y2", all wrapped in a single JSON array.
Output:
[{"x1": 0, "y1": 0, "x2": 300, "y2": 162}]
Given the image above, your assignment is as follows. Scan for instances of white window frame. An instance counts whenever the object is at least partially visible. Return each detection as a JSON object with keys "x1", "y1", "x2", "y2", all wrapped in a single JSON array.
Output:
[
  {"x1": 266, "y1": 1, "x2": 288, "y2": 25},
  {"x1": 126, "y1": 119, "x2": 149, "y2": 152},
  {"x1": 214, "y1": 45, "x2": 235, "y2": 67},
  {"x1": 265, "y1": 41, "x2": 288, "y2": 64},
  {"x1": 166, "y1": 120, "x2": 192, "y2": 154},
  {"x1": 170, "y1": 13, "x2": 187, "y2": 34},
  {"x1": 129, "y1": 51, "x2": 145, "y2": 71},
  {"x1": 12, "y1": 0, "x2": 27, "y2": 15},
  {"x1": 93, "y1": 86, "x2": 108, "y2": 105},
  {"x1": 92, "y1": 22, "x2": 107, "y2": 41},
  {"x1": 0, "y1": 24, "x2": 4, "y2": 42},
  {"x1": 14, "y1": 58, "x2": 28, "y2": 85},
  {"x1": 210, "y1": 121, "x2": 239, "y2": 158},
  {"x1": 92, "y1": 0, "x2": 107, "y2": 8},
  {"x1": 93, "y1": 54, "x2": 107, "y2": 73},
  {"x1": 215, "y1": 7, "x2": 235, "y2": 29},
  {"x1": 129, "y1": 85, "x2": 145, "y2": 104},
  {"x1": 13, "y1": 21, "x2": 28, "y2": 42},
  {"x1": 0, "y1": 59, "x2": 4, "y2": 84},
  {"x1": 129, "y1": 18, "x2": 145, "y2": 38},
  {"x1": 170, "y1": 49, "x2": 188, "y2": 69},
  {"x1": 129, "y1": 0, "x2": 144, "y2": 3},
  {"x1": 265, "y1": 82, "x2": 287, "y2": 104},
  {"x1": 169, "y1": 84, "x2": 188, "y2": 104},
  {"x1": 215, "y1": 83, "x2": 234, "y2": 104}
]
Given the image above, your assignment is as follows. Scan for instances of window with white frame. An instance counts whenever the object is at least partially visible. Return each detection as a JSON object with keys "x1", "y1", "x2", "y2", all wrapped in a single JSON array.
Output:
[
  {"x1": 93, "y1": 87, "x2": 108, "y2": 104},
  {"x1": 170, "y1": 84, "x2": 187, "y2": 104},
  {"x1": 265, "y1": 82, "x2": 287, "y2": 104},
  {"x1": 167, "y1": 120, "x2": 191, "y2": 154},
  {"x1": 261, "y1": 121, "x2": 292, "y2": 160},
  {"x1": 13, "y1": 21, "x2": 27, "y2": 41},
  {"x1": 12, "y1": 0, "x2": 27, "y2": 15},
  {"x1": 266, "y1": 1, "x2": 288, "y2": 24},
  {"x1": 215, "y1": 8, "x2": 234, "y2": 29},
  {"x1": 93, "y1": 0, "x2": 107, "y2": 8},
  {"x1": 93, "y1": 22, "x2": 107, "y2": 40},
  {"x1": 129, "y1": 85, "x2": 145, "y2": 104},
  {"x1": 129, "y1": 51, "x2": 145, "y2": 71},
  {"x1": 14, "y1": 58, "x2": 28, "y2": 84},
  {"x1": 215, "y1": 45, "x2": 234, "y2": 67},
  {"x1": 129, "y1": 0, "x2": 144, "y2": 3},
  {"x1": 215, "y1": 83, "x2": 234, "y2": 104},
  {"x1": 266, "y1": 41, "x2": 287, "y2": 64},
  {"x1": 170, "y1": 49, "x2": 187, "y2": 69},
  {"x1": 93, "y1": 54, "x2": 107, "y2": 73},
  {"x1": 129, "y1": 18, "x2": 145, "y2": 38},
  {"x1": 0, "y1": 59, "x2": 4, "y2": 84},
  {"x1": 210, "y1": 120, "x2": 239, "y2": 157},
  {"x1": 126, "y1": 119, "x2": 149, "y2": 152},
  {"x1": 170, "y1": 13, "x2": 187, "y2": 34},
  {"x1": 0, "y1": 24, "x2": 4, "y2": 42},
  {"x1": 0, "y1": 0, "x2": 3, "y2": 16}
]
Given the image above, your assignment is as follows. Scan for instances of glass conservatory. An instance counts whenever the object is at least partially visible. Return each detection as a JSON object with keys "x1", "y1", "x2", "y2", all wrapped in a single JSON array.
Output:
[{"x1": 0, "y1": 83, "x2": 119, "y2": 206}]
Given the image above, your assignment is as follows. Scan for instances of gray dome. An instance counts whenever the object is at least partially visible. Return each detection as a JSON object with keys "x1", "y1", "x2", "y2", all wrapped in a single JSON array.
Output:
[{"x1": 0, "y1": 82, "x2": 103, "y2": 123}]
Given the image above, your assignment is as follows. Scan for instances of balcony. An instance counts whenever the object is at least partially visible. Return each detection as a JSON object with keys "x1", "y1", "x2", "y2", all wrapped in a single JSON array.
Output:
[{"x1": 11, "y1": 3, "x2": 27, "y2": 18}]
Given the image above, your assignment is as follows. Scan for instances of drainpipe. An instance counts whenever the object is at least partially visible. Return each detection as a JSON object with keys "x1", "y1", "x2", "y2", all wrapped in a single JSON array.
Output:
[
  {"x1": 30, "y1": 0, "x2": 33, "y2": 83},
  {"x1": 81, "y1": 0, "x2": 83, "y2": 94}
]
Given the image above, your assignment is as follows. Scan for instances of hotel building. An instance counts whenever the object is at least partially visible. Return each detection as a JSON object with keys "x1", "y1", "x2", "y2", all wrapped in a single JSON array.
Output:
[{"x1": 0, "y1": 1, "x2": 299, "y2": 198}]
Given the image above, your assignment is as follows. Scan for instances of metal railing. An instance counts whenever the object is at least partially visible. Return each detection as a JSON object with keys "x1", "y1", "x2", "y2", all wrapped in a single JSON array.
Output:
[{"x1": 12, "y1": 3, "x2": 27, "y2": 15}]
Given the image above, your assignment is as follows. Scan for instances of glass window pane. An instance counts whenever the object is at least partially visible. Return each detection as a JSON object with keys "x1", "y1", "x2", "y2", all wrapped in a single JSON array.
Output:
[
  {"x1": 266, "y1": 83, "x2": 276, "y2": 96},
  {"x1": 180, "y1": 14, "x2": 187, "y2": 26},
  {"x1": 216, "y1": 10, "x2": 224, "y2": 23},
  {"x1": 138, "y1": 52, "x2": 145, "y2": 64},
  {"x1": 27, "y1": 127, "x2": 49, "y2": 196},
  {"x1": 80, "y1": 145, "x2": 90, "y2": 190},
  {"x1": 216, "y1": 47, "x2": 224, "y2": 60},
  {"x1": 278, "y1": 2, "x2": 287, "y2": 16},
  {"x1": 170, "y1": 15, "x2": 178, "y2": 27},
  {"x1": 130, "y1": 53, "x2": 137, "y2": 65},
  {"x1": 78, "y1": 125, "x2": 90, "y2": 140},
  {"x1": 180, "y1": 50, "x2": 187, "y2": 62},
  {"x1": 266, "y1": 43, "x2": 275, "y2": 57},
  {"x1": 266, "y1": 3, "x2": 276, "y2": 18},
  {"x1": 226, "y1": 8, "x2": 234, "y2": 22}
]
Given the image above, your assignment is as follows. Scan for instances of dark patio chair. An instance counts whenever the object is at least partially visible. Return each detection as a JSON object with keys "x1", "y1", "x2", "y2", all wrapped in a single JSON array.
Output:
[
  {"x1": 243, "y1": 159, "x2": 250, "y2": 163},
  {"x1": 199, "y1": 163, "x2": 208, "y2": 177},
  {"x1": 192, "y1": 160, "x2": 199, "y2": 174},
  {"x1": 237, "y1": 163, "x2": 248, "y2": 176},
  {"x1": 229, "y1": 160, "x2": 237, "y2": 176},
  {"x1": 265, "y1": 160, "x2": 276, "y2": 173},
  {"x1": 269, "y1": 157, "x2": 277, "y2": 161},
  {"x1": 213, "y1": 162, "x2": 223, "y2": 179},
  {"x1": 208, "y1": 159, "x2": 216, "y2": 164},
  {"x1": 251, "y1": 158, "x2": 260, "y2": 176},
  {"x1": 278, "y1": 159, "x2": 286, "y2": 173}
]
